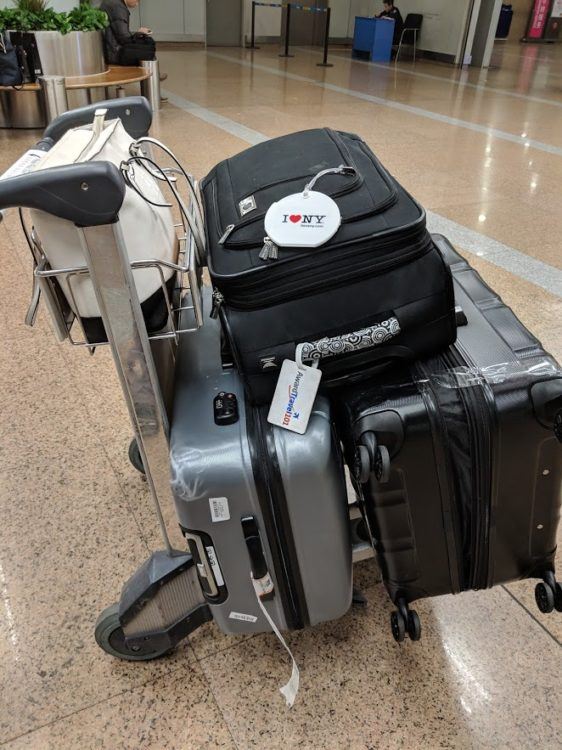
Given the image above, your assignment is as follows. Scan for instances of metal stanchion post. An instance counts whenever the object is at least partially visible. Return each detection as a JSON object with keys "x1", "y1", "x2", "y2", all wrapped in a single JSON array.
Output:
[
  {"x1": 141, "y1": 59, "x2": 161, "y2": 112},
  {"x1": 39, "y1": 75, "x2": 68, "y2": 121},
  {"x1": 279, "y1": 2, "x2": 294, "y2": 58},
  {"x1": 249, "y1": 1, "x2": 260, "y2": 49},
  {"x1": 317, "y1": 7, "x2": 333, "y2": 67}
]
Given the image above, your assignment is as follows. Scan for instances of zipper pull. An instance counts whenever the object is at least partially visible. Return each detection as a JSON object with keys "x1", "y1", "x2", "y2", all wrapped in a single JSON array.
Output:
[
  {"x1": 211, "y1": 289, "x2": 224, "y2": 319},
  {"x1": 219, "y1": 224, "x2": 235, "y2": 245},
  {"x1": 259, "y1": 237, "x2": 278, "y2": 261}
]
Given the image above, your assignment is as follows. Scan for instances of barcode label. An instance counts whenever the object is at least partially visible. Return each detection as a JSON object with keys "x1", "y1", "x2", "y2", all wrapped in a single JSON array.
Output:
[
  {"x1": 209, "y1": 496, "x2": 230, "y2": 523},
  {"x1": 229, "y1": 611, "x2": 258, "y2": 623},
  {"x1": 205, "y1": 545, "x2": 225, "y2": 588}
]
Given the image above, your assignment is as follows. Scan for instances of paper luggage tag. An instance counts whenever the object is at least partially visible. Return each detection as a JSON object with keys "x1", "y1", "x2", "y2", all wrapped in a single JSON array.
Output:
[
  {"x1": 0, "y1": 149, "x2": 47, "y2": 181},
  {"x1": 264, "y1": 190, "x2": 341, "y2": 248},
  {"x1": 267, "y1": 359, "x2": 322, "y2": 435}
]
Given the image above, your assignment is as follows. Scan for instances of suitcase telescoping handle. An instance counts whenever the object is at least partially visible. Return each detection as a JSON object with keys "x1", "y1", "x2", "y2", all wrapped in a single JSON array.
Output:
[{"x1": 297, "y1": 317, "x2": 401, "y2": 365}]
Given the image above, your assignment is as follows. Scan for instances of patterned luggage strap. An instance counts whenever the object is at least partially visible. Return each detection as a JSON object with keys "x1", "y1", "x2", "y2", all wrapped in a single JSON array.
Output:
[{"x1": 298, "y1": 317, "x2": 401, "y2": 363}]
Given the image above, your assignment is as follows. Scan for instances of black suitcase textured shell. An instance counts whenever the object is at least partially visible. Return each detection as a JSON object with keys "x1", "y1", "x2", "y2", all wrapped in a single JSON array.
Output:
[{"x1": 337, "y1": 234, "x2": 562, "y2": 604}]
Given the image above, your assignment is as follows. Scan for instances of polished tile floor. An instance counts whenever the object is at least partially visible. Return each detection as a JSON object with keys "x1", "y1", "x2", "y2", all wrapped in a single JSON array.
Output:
[{"x1": 0, "y1": 40, "x2": 561, "y2": 749}]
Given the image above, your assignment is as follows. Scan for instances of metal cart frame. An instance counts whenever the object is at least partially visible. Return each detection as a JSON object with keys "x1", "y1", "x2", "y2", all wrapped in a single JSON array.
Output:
[{"x1": 0, "y1": 96, "x2": 210, "y2": 659}]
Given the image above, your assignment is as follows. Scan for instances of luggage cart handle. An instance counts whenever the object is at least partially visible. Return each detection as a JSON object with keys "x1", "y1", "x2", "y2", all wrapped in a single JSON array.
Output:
[
  {"x1": 43, "y1": 96, "x2": 152, "y2": 143},
  {"x1": 0, "y1": 162, "x2": 126, "y2": 226}
]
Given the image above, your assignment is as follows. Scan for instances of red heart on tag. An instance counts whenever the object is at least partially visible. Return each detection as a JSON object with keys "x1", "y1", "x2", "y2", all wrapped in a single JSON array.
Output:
[{"x1": 289, "y1": 214, "x2": 302, "y2": 224}]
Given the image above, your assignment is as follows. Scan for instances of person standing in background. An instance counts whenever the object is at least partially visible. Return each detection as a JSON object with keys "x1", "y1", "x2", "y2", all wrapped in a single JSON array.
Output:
[{"x1": 376, "y1": 0, "x2": 404, "y2": 46}]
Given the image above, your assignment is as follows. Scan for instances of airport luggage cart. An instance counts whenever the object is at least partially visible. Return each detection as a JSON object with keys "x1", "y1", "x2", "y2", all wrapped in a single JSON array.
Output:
[
  {"x1": 0, "y1": 96, "x2": 212, "y2": 660},
  {"x1": 1, "y1": 98, "x2": 374, "y2": 661}
]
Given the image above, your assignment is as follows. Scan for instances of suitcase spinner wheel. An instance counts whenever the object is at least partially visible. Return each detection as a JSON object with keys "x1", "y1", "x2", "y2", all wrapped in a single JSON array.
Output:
[
  {"x1": 391, "y1": 599, "x2": 422, "y2": 643},
  {"x1": 535, "y1": 571, "x2": 562, "y2": 614},
  {"x1": 128, "y1": 438, "x2": 145, "y2": 474}
]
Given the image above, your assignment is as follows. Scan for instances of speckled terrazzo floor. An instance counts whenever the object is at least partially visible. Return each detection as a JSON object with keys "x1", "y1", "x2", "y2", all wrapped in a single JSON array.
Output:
[{"x1": 0, "y1": 39, "x2": 561, "y2": 750}]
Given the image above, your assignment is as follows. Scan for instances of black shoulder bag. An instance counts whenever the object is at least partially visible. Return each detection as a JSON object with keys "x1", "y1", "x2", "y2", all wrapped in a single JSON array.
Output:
[{"x1": 0, "y1": 34, "x2": 24, "y2": 87}]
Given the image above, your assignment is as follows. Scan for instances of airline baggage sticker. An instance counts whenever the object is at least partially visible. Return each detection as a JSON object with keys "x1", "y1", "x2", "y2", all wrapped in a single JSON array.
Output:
[
  {"x1": 209, "y1": 496, "x2": 230, "y2": 522},
  {"x1": 267, "y1": 359, "x2": 322, "y2": 435},
  {"x1": 264, "y1": 190, "x2": 341, "y2": 248}
]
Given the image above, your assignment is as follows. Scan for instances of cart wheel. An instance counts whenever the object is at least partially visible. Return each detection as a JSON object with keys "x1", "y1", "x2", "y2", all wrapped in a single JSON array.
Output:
[
  {"x1": 391, "y1": 611, "x2": 406, "y2": 642},
  {"x1": 553, "y1": 582, "x2": 562, "y2": 613},
  {"x1": 374, "y1": 445, "x2": 391, "y2": 483},
  {"x1": 95, "y1": 603, "x2": 171, "y2": 661},
  {"x1": 535, "y1": 582, "x2": 555, "y2": 614},
  {"x1": 406, "y1": 609, "x2": 422, "y2": 641},
  {"x1": 128, "y1": 439, "x2": 145, "y2": 474}
]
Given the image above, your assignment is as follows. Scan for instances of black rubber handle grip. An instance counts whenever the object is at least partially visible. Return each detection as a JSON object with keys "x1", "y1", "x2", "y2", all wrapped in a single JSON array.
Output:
[
  {"x1": 0, "y1": 161, "x2": 126, "y2": 226},
  {"x1": 43, "y1": 96, "x2": 152, "y2": 143}
]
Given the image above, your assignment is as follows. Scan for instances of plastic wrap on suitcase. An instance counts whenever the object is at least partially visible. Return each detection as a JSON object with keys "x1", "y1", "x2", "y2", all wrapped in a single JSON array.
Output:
[{"x1": 337, "y1": 233, "x2": 562, "y2": 614}]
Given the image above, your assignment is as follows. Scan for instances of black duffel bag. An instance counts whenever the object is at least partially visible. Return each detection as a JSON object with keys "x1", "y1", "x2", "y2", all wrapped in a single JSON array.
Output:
[
  {"x1": 0, "y1": 33, "x2": 23, "y2": 87},
  {"x1": 202, "y1": 128, "x2": 457, "y2": 405},
  {"x1": 119, "y1": 32, "x2": 156, "y2": 65}
]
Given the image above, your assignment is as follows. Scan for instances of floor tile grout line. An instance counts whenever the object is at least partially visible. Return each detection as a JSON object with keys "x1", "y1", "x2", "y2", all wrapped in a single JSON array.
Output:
[
  {"x1": 186, "y1": 653, "x2": 242, "y2": 750},
  {"x1": 190, "y1": 633, "x2": 257, "y2": 665},
  {"x1": 160, "y1": 91, "x2": 562, "y2": 299},
  {"x1": 206, "y1": 51, "x2": 562, "y2": 157},
  {"x1": 0, "y1": 660, "x2": 191, "y2": 748},
  {"x1": 293, "y1": 45, "x2": 562, "y2": 110},
  {"x1": 501, "y1": 585, "x2": 561, "y2": 647},
  {"x1": 54, "y1": 346, "x2": 156, "y2": 556}
]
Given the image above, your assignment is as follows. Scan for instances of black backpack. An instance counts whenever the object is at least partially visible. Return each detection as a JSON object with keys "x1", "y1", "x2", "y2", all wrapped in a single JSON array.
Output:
[{"x1": 0, "y1": 34, "x2": 24, "y2": 87}]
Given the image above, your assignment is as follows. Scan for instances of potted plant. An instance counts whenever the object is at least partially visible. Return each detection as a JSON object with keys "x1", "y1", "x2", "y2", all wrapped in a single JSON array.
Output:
[{"x1": 0, "y1": 0, "x2": 109, "y2": 78}]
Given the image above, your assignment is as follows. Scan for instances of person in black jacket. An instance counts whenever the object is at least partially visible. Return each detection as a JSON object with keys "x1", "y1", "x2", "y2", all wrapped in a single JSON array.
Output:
[
  {"x1": 99, "y1": 0, "x2": 167, "y2": 89},
  {"x1": 376, "y1": 1, "x2": 404, "y2": 47}
]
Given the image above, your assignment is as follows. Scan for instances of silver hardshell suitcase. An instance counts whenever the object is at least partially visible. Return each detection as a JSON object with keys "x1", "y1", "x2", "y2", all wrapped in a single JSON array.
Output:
[{"x1": 170, "y1": 290, "x2": 353, "y2": 634}]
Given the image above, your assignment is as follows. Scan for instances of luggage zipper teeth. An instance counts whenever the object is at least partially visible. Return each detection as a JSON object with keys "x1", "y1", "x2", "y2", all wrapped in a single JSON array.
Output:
[
  {"x1": 414, "y1": 360, "x2": 465, "y2": 593},
  {"x1": 212, "y1": 167, "x2": 362, "y2": 247},
  {"x1": 252, "y1": 409, "x2": 304, "y2": 629},
  {"x1": 225, "y1": 237, "x2": 432, "y2": 309},
  {"x1": 444, "y1": 347, "x2": 493, "y2": 591}
]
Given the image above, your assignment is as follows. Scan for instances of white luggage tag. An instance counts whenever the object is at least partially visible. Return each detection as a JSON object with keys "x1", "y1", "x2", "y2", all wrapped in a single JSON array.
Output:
[
  {"x1": 267, "y1": 346, "x2": 322, "y2": 435},
  {"x1": 261, "y1": 165, "x2": 355, "y2": 260}
]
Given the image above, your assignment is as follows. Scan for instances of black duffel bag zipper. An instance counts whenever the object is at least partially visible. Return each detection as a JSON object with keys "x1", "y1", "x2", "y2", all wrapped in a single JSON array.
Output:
[
  {"x1": 209, "y1": 130, "x2": 399, "y2": 249},
  {"x1": 211, "y1": 229, "x2": 432, "y2": 311}
]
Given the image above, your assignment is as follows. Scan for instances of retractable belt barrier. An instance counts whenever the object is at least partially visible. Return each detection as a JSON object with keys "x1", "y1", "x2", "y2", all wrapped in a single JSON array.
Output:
[{"x1": 248, "y1": 1, "x2": 334, "y2": 66}]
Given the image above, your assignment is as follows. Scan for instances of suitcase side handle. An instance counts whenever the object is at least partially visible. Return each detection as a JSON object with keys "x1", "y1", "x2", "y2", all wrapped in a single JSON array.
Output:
[{"x1": 298, "y1": 317, "x2": 401, "y2": 364}]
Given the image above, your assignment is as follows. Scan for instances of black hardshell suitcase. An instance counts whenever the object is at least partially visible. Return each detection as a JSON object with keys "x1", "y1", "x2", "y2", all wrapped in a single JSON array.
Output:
[
  {"x1": 337, "y1": 235, "x2": 562, "y2": 641},
  {"x1": 202, "y1": 128, "x2": 456, "y2": 404}
]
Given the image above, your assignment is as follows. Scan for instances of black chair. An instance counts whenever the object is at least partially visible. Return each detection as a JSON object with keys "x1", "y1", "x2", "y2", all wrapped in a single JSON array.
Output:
[{"x1": 396, "y1": 13, "x2": 423, "y2": 62}]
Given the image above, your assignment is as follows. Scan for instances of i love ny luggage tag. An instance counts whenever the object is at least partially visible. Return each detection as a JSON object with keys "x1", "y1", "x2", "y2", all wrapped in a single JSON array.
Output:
[
  {"x1": 261, "y1": 165, "x2": 355, "y2": 260},
  {"x1": 267, "y1": 347, "x2": 322, "y2": 435}
]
